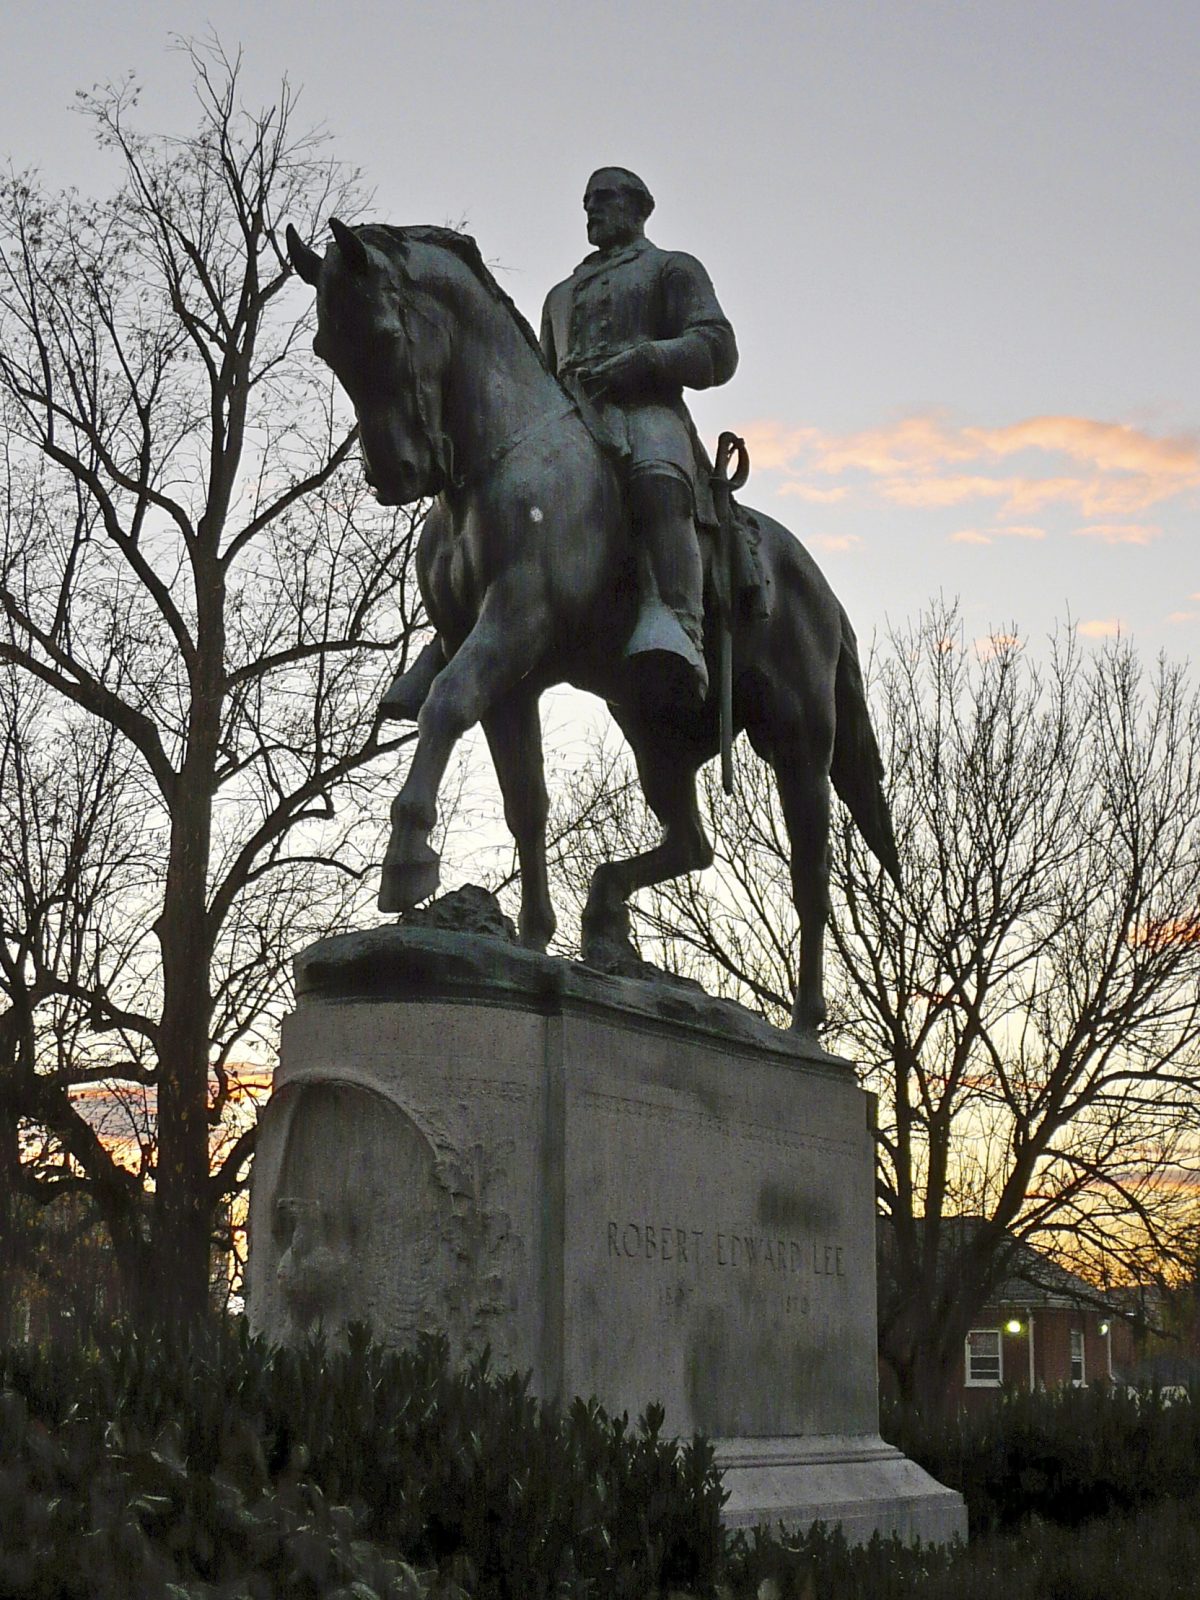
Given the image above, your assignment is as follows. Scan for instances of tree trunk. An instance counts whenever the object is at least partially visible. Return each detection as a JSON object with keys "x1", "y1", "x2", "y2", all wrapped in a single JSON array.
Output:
[
  {"x1": 151, "y1": 764, "x2": 218, "y2": 1326},
  {"x1": 0, "y1": 1108, "x2": 23, "y2": 1343}
]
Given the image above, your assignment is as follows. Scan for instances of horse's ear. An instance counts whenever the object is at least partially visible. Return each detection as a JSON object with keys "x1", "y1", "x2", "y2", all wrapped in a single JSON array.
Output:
[
  {"x1": 329, "y1": 217, "x2": 370, "y2": 277},
  {"x1": 285, "y1": 224, "x2": 323, "y2": 286}
]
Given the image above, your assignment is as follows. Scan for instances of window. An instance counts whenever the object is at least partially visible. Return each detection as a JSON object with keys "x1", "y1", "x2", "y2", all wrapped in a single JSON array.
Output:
[
  {"x1": 966, "y1": 1328, "x2": 1003, "y2": 1386},
  {"x1": 1070, "y1": 1328, "x2": 1085, "y2": 1386}
]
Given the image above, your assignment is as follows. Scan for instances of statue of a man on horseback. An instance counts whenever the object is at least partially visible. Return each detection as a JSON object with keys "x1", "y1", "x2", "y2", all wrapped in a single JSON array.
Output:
[
  {"x1": 541, "y1": 167, "x2": 737, "y2": 709},
  {"x1": 285, "y1": 176, "x2": 899, "y2": 1036}
]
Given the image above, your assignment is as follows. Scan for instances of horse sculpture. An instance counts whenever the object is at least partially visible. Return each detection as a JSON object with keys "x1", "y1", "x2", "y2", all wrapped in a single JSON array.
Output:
[{"x1": 285, "y1": 218, "x2": 899, "y2": 1036}]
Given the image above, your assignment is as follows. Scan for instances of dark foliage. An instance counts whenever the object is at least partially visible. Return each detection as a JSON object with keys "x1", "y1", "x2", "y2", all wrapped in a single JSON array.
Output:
[
  {"x1": 0, "y1": 1322, "x2": 725, "y2": 1600},
  {"x1": 883, "y1": 1383, "x2": 1200, "y2": 1535},
  {"x1": 724, "y1": 1497, "x2": 1200, "y2": 1600},
  {"x1": 7, "y1": 1327, "x2": 1200, "y2": 1599}
]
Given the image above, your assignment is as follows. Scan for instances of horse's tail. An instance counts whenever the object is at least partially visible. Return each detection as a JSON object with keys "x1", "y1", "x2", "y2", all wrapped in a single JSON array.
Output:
[{"x1": 831, "y1": 609, "x2": 901, "y2": 887}]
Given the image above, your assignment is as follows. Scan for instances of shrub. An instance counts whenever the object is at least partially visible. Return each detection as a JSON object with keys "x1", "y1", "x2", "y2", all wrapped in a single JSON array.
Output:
[
  {"x1": 0, "y1": 1322, "x2": 725, "y2": 1600},
  {"x1": 882, "y1": 1383, "x2": 1200, "y2": 1534},
  {"x1": 722, "y1": 1495, "x2": 1200, "y2": 1600},
  {"x1": 0, "y1": 1379, "x2": 435, "y2": 1599}
]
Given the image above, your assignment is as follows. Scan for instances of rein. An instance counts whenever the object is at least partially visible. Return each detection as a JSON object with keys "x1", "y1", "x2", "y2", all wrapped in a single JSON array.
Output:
[
  {"x1": 450, "y1": 399, "x2": 578, "y2": 493},
  {"x1": 385, "y1": 230, "x2": 590, "y2": 498}
]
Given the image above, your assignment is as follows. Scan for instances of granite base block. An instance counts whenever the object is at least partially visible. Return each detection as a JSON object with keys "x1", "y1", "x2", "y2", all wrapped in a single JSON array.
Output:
[
  {"x1": 246, "y1": 926, "x2": 965, "y2": 1545},
  {"x1": 717, "y1": 1435, "x2": 966, "y2": 1545}
]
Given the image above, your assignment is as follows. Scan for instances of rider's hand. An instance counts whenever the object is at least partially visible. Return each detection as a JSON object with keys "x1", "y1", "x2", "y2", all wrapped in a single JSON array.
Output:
[{"x1": 579, "y1": 344, "x2": 660, "y2": 403}]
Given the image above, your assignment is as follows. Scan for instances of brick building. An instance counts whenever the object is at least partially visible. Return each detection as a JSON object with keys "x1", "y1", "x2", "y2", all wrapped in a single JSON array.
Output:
[
  {"x1": 878, "y1": 1219, "x2": 1135, "y2": 1407},
  {"x1": 958, "y1": 1241, "x2": 1133, "y2": 1407}
]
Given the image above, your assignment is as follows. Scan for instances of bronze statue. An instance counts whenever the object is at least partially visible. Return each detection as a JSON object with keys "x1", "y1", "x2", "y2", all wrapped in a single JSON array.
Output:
[
  {"x1": 285, "y1": 182, "x2": 898, "y2": 1036},
  {"x1": 541, "y1": 167, "x2": 736, "y2": 708}
]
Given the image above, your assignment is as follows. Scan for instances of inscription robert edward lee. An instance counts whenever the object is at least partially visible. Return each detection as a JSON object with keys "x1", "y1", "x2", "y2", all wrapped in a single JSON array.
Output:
[{"x1": 607, "y1": 1221, "x2": 846, "y2": 1277}]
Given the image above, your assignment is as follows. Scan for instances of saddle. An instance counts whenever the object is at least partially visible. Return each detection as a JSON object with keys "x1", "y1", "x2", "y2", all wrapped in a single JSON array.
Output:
[{"x1": 572, "y1": 387, "x2": 771, "y2": 625}]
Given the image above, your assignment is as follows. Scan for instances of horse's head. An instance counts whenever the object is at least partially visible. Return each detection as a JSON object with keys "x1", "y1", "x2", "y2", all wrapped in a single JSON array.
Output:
[{"x1": 286, "y1": 219, "x2": 453, "y2": 504}]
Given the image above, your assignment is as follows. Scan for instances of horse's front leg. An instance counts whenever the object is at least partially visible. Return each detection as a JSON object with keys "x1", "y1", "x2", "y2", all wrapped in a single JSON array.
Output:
[
  {"x1": 378, "y1": 637, "x2": 445, "y2": 722},
  {"x1": 379, "y1": 579, "x2": 547, "y2": 914}
]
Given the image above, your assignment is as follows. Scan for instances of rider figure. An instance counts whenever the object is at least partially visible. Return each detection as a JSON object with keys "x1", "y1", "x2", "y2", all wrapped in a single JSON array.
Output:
[{"x1": 540, "y1": 167, "x2": 738, "y2": 707}]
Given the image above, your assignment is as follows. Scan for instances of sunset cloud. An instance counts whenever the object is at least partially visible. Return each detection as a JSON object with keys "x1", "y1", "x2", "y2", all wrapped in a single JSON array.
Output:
[
  {"x1": 1167, "y1": 611, "x2": 1196, "y2": 624},
  {"x1": 777, "y1": 481, "x2": 850, "y2": 503},
  {"x1": 967, "y1": 416, "x2": 1199, "y2": 478},
  {"x1": 809, "y1": 533, "x2": 862, "y2": 552},
  {"x1": 951, "y1": 523, "x2": 1047, "y2": 545},
  {"x1": 736, "y1": 411, "x2": 1200, "y2": 522},
  {"x1": 974, "y1": 633, "x2": 1023, "y2": 659},
  {"x1": 737, "y1": 420, "x2": 823, "y2": 471},
  {"x1": 884, "y1": 474, "x2": 1011, "y2": 508},
  {"x1": 1072, "y1": 522, "x2": 1161, "y2": 545},
  {"x1": 1077, "y1": 618, "x2": 1123, "y2": 638}
]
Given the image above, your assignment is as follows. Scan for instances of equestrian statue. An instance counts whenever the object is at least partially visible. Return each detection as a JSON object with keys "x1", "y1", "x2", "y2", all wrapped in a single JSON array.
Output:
[{"x1": 285, "y1": 167, "x2": 899, "y2": 1036}]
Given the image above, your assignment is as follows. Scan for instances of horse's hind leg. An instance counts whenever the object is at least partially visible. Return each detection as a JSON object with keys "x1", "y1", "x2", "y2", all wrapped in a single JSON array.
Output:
[
  {"x1": 777, "y1": 761, "x2": 832, "y2": 1036},
  {"x1": 581, "y1": 723, "x2": 713, "y2": 964},
  {"x1": 381, "y1": 579, "x2": 547, "y2": 913},
  {"x1": 766, "y1": 713, "x2": 834, "y2": 1037},
  {"x1": 483, "y1": 689, "x2": 555, "y2": 952}
]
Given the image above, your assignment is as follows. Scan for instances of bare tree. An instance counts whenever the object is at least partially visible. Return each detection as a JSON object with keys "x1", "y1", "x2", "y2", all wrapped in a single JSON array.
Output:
[
  {"x1": 0, "y1": 44, "x2": 427, "y2": 1325},
  {"x1": 0, "y1": 671, "x2": 153, "y2": 1336},
  {"x1": 547, "y1": 607, "x2": 1200, "y2": 1407}
]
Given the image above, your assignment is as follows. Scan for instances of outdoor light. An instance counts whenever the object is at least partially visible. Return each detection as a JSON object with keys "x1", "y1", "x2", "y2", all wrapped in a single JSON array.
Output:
[
  {"x1": 1005, "y1": 1319, "x2": 1023, "y2": 1334},
  {"x1": 1100, "y1": 1321, "x2": 1110, "y2": 1336}
]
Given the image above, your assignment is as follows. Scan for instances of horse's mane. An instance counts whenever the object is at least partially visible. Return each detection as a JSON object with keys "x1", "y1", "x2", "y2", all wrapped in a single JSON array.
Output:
[{"x1": 359, "y1": 223, "x2": 551, "y2": 372}]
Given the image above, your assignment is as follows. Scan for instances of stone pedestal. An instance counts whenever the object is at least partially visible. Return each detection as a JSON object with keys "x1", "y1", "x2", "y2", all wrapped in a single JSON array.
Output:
[{"x1": 246, "y1": 925, "x2": 964, "y2": 1545}]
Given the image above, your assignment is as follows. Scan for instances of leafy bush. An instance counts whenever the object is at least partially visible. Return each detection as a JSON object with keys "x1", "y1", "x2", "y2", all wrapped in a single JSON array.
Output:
[
  {"x1": 10, "y1": 1326, "x2": 1200, "y2": 1599},
  {"x1": 724, "y1": 1496, "x2": 1200, "y2": 1600},
  {"x1": 0, "y1": 1380, "x2": 434, "y2": 1599},
  {"x1": 0, "y1": 1323, "x2": 725, "y2": 1600},
  {"x1": 883, "y1": 1383, "x2": 1200, "y2": 1534}
]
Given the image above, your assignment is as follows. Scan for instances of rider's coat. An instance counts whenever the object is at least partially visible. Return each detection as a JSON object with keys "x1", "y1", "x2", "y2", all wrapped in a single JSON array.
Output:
[{"x1": 540, "y1": 236, "x2": 737, "y2": 525}]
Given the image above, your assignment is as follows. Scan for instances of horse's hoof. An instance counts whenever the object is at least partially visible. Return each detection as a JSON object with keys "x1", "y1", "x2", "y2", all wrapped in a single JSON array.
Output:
[
  {"x1": 378, "y1": 690, "x2": 419, "y2": 723},
  {"x1": 379, "y1": 857, "x2": 441, "y2": 913},
  {"x1": 581, "y1": 909, "x2": 641, "y2": 971},
  {"x1": 789, "y1": 1003, "x2": 827, "y2": 1045},
  {"x1": 379, "y1": 675, "x2": 425, "y2": 722}
]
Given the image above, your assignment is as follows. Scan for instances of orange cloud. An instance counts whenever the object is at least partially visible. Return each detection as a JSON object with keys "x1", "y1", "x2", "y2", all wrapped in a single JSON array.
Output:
[
  {"x1": 735, "y1": 411, "x2": 1200, "y2": 521},
  {"x1": 1167, "y1": 611, "x2": 1196, "y2": 624},
  {"x1": 737, "y1": 420, "x2": 823, "y2": 471},
  {"x1": 967, "y1": 415, "x2": 1199, "y2": 478},
  {"x1": 951, "y1": 529, "x2": 993, "y2": 545},
  {"x1": 814, "y1": 415, "x2": 979, "y2": 474},
  {"x1": 884, "y1": 474, "x2": 1011, "y2": 508},
  {"x1": 975, "y1": 633, "x2": 1023, "y2": 660},
  {"x1": 1077, "y1": 618, "x2": 1123, "y2": 638},
  {"x1": 777, "y1": 482, "x2": 850, "y2": 503},
  {"x1": 1072, "y1": 523, "x2": 1161, "y2": 545},
  {"x1": 809, "y1": 533, "x2": 862, "y2": 552},
  {"x1": 950, "y1": 523, "x2": 1047, "y2": 546},
  {"x1": 1131, "y1": 915, "x2": 1200, "y2": 950}
]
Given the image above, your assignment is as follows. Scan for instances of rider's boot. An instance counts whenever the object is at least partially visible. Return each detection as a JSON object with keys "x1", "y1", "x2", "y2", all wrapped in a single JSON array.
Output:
[{"x1": 624, "y1": 473, "x2": 708, "y2": 710}]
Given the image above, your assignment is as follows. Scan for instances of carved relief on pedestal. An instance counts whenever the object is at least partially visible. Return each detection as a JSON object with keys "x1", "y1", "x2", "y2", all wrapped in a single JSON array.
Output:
[{"x1": 252, "y1": 1075, "x2": 520, "y2": 1361}]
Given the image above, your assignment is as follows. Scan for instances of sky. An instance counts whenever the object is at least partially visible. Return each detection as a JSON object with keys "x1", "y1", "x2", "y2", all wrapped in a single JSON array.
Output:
[{"x1": 1, "y1": 0, "x2": 1196, "y2": 660}]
